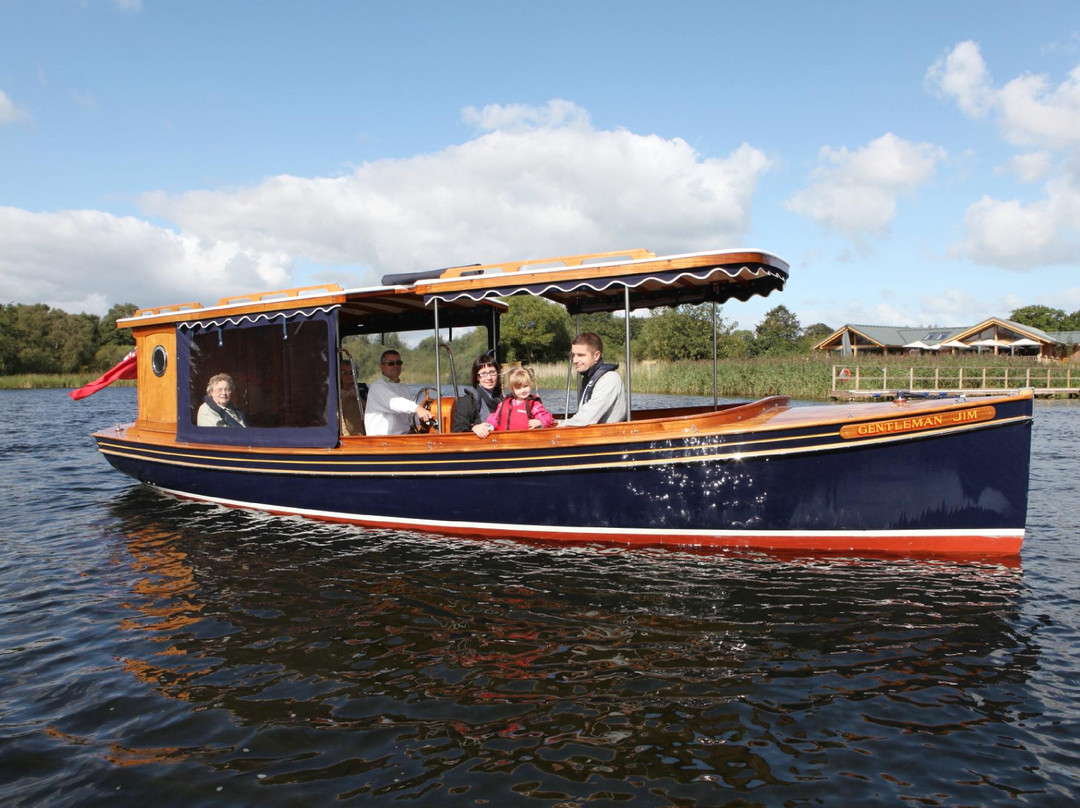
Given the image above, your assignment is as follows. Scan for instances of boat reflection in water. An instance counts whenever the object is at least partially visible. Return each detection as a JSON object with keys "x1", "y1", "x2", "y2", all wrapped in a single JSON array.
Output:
[{"x1": 105, "y1": 490, "x2": 1043, "y2": 804}]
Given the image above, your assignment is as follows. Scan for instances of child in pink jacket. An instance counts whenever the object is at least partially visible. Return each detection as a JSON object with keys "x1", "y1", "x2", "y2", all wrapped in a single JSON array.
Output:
[{"x1": 486, "y1": 366, "x2": 555, "y2": 431}]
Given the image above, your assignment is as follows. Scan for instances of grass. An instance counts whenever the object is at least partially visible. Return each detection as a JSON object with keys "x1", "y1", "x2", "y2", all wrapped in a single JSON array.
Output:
[
  {"x1": 0, "y1": 373, "x2": 137, "y2": 390},
  {"x1": 5, "y1": 353, "x2": 1067, "y2": 400},
  {"x1": 530, "y1": 357, "x2": 834, "y2": 399},
  {"x1": 529, "y1": 353, "x2": 1060, "y2": 401}
]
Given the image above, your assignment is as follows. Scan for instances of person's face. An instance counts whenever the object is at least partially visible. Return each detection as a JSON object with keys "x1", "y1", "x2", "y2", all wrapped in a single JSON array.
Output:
[
  {"x1": 570, "y1": 344, "x2": 601, "y2": 374},
  {"x1": 512, "y1": 382, "x2": 532, "y2": 400},
  {"x1": 476, "y1": 364, "x2": 498, "y2": 391},
  {"x1": 381, "y1": 354, "x2": 403, "y2": 381},
  {"x1": 210, "y1": 381, "x2": 232, "y2": 406}
]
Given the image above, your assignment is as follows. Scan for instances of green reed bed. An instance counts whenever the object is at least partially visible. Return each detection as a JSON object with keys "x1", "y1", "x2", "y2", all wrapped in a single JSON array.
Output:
[
  {"x1": 6, "y1": 354, "x2": 1057, "y2": 400},
  {"x1": 0, "y1": 373, "x2": 136, "y2": 390},
  {"x1": 531, "y1": 354, "x2": 1052, "y2": 401},
  {"x1": 530, "y1": 357, "x2": 836, "y2": 400}
]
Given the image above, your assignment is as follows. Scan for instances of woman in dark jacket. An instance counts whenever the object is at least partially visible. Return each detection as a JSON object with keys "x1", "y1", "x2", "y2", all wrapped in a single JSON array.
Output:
[{"x1": 452, "y1": 354, "x2": 503, "y2": 437}]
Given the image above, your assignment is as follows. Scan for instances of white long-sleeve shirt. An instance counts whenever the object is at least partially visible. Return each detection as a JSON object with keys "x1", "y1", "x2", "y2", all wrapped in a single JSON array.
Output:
[
  {"x1": 561, "y1": 371, "x2": 626, "y2": 426},
  {"x1": 363, "y1": 378, "x2": 417, "y2": 435}
]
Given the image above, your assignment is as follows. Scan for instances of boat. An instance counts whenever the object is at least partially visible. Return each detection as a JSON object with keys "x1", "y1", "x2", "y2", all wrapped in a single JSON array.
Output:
[{"x1": 84, "y1": 247, "x2": 1034, "y2": 556}]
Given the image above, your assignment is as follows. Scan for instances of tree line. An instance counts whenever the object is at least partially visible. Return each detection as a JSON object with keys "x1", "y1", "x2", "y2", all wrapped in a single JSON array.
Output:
[
  {"x1": 495, "y1": 298, "x2": 832, "y2": 364},
  {"x1": 341, "y1": 299, "x2": 832, "y2": 381},
  {"x1": 1007, "y1": 305, "x2": 1080, "y2": 333},
  {"x1": 0, "y1": 302, "x2": 137, "y2": 375},
  {"x1": 4, "y1": 297, "x2": 1073, "y2": 379}
]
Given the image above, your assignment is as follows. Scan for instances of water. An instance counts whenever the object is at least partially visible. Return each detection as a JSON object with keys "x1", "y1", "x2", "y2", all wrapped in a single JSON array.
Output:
[{"x1": 2, "y1": 388, "x2": 1079, "y2": 806}]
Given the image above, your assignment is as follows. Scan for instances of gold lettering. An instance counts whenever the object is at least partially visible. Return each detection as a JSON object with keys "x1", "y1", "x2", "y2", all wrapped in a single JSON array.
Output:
[{"x1": 841, "y1": 406, "x2": 995, "y2": 440}]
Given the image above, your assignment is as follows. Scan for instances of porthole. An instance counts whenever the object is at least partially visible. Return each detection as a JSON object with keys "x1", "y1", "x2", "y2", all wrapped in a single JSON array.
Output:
[{"x1": 151, "y1": 345, "x2": 168, "y2": 377}]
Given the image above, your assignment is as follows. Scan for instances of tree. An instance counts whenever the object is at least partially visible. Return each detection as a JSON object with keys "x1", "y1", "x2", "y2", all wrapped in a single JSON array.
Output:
[
  {"x1": 0, "y1": 305, "x2": 15, "y2": 374},
  {"x1": 636, "y1": 304, "x2": 743, "y2": 360},
  {"x1": 573, "y1": 311, "x2": 635, "y2": 362},
  {"x1": 751, "y1": 305, "x2": 802, "y2": 357},
  {"x1": 799, "y1": 322, "x2": 834, "y2": 352},
  {"x1": 500, "y1": 296, "x2": 571, "y2": 364},
  {"x1": 99, "y1": 303, "x2": 139, "y2": 346},
  {"x1": 1008, "y1": 305, "x2": 1068, "y2": 332}
]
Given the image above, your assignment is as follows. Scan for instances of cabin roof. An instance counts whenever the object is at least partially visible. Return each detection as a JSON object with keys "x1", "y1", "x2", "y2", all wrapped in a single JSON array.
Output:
[
  {"x1": 118, "y1": 282, "x2": 506, "y2": 332},
  {"x1": 411, "y1": 248, "x2": 789, "y2": 314},
  {"x1": 117, "y1": 248, "x2": 789, "y2": 329}
]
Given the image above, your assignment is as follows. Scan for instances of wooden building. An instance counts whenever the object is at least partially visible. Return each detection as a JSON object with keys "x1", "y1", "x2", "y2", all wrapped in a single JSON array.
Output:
[{"x1": 813, "y1": 317, "x2": 1080, "y2": 360}]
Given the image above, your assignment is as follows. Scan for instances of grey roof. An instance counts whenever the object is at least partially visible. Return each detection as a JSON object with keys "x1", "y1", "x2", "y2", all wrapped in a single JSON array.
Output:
[
  {"x1": 842, "y1": 324, "x2": 966, "y2": 346},
  {"x1": 817, "y1": 317, "x2": 1065, "y2": 350}
]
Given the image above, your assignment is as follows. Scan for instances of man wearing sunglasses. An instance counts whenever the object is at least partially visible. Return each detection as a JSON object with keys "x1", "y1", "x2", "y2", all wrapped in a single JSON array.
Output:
[{"x1": 363, "y1": 350, "x2": 435, "y2": 435}]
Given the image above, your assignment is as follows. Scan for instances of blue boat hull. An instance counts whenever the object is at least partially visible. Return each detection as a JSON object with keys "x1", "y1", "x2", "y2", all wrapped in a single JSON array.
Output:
[{"x1": 96, "y1": 394, "x2": 1033, "y2": 555}]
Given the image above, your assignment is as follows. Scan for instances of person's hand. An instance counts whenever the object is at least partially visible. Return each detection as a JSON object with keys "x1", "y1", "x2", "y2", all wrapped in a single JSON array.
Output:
[
  {"x1": 415, "y1": 405, "x2": 434, "y2": 423},
  {"x1": 528, "y1": 418, "x2": 543, "y2": 429},
  {"x1": 471, "y1": 423, "x2": 493, "y2": 438}
]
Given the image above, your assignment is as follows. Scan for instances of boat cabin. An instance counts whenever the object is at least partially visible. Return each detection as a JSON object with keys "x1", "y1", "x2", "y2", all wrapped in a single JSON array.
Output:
[{"x1": 118, "y1": 248, "x2": 790, "y2": 447}]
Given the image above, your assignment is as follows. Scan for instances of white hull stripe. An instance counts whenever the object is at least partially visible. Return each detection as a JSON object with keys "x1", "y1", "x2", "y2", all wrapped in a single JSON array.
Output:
[{"x1": 151, "y1": 485, "x2": 1024, "y2": 541}]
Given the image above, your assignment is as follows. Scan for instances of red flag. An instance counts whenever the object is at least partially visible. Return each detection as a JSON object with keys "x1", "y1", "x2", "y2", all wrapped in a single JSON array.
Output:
[{"x1": 69, "y1": 349, "x2": 138, "y2": 400}]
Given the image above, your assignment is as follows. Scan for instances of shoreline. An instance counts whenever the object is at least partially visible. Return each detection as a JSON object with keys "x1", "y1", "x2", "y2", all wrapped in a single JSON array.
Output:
[{"x1": 6, "y1": 355, "x2": 1071, "y2": 402}]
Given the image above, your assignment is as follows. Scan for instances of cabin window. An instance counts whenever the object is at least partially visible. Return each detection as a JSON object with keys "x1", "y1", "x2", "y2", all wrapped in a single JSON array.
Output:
[
  {"x1": 151, "y1": 345, "x2": 168, "y2": 377},
  {"x1": 175, "y1": 308, "x2": 340, "y2": 448}
]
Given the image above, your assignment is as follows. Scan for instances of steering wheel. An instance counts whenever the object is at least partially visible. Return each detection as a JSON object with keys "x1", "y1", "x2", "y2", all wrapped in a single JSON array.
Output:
[{"x1": 412, "y1": 387, "x2": 438, "y2": 433}]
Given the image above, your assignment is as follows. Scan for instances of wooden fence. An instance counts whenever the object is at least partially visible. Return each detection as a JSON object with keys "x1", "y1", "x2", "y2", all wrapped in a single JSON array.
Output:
[{"x1": 831, "y1": 365, "x2": 1078, "y2": 398}]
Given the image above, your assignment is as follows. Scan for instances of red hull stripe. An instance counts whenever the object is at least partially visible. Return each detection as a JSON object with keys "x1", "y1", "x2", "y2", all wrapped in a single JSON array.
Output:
[{"x1": 152, "y1": 485, "x2": 1024, "y2": 556}]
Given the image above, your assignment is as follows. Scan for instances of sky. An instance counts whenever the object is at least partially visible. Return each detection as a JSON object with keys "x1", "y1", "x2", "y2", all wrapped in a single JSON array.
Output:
[{"x1": 1, "y1": 0, "x2": 1079, "y2": 333}]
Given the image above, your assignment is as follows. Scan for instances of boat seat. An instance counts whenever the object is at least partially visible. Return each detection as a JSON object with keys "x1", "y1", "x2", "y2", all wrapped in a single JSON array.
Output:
[
  {"x1": 439, "y1": 396, "x2": 456, "y2": 433},
  {"x1": 339, "y1": 361, "x2": 366, "y2": 436}
]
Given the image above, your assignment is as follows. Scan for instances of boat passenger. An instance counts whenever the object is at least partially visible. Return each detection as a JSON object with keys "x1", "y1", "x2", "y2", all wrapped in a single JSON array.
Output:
[
  {"x1": 197, "y1": 373, "x2": 247, "y2": 427},
  {"x1": 452, "y1": 354, "x2": 503, "y2": 438},
  {"x1": 558, "y1": 332, "x2": 625, "y2": 426},
  {"x1": 486, "y1": 366, "x2": 554, "y2": 432},
  {"x1": 363, "y1": 350, "x2": 435, "y2": 436}
]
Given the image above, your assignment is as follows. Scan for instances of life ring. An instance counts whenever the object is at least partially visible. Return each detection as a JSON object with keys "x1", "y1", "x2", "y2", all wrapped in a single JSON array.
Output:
[{"x1": 838, "y1": 367, "x2": 851, "y2": 381}]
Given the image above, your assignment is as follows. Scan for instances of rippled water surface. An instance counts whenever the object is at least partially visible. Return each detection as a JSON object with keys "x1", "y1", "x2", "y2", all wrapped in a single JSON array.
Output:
[{"x1": 2, "y1": 388, "x2": 1079, "y2": 806}]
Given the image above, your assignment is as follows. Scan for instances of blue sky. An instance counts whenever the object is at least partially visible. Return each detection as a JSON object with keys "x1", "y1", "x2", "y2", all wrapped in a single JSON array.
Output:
[{"x1": 1, "y1": 0, "x2": 1079, "y2": 332}]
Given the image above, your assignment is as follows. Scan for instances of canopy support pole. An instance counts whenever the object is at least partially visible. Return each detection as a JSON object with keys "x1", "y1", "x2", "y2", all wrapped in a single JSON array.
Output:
[
  {"x1": 433, "y1": 299, "x2": 442, "y2": 432},
  {"x1": 624, "y1": 286, "x2": 632, "y2": 421},
  {"x1": 565, "y1": 312, "x2": 579, "y2": 418},
  {"x1": 712, "y1": 301, "x2": 718, "y2": 409}
]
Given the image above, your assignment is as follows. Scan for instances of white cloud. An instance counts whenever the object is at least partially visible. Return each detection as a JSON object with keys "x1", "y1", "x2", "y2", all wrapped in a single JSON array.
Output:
[
  {"x1": 114, "y1": 0, "x2": 143, "y2": 11},
  {"x1": 997, "y1": 65, "x2": 1080, "y2": 149},
  {"x1": 783, "y1": 133, "x2": 945, "y2": 243},
  {"x1": 141, "y1": 101, "x2": 771, "y2": 277},
  {"x1": 925, "y1": 40, "x2": 996, "y2": 118},
  {"x1": 930, "y1": 41, "x2": 1080, "y2": 149},
  {"x1": 0, "y1": 89, "x2": 29, "y2": 124},
  {"x1": 929, "y1": 42, "x2": 1080, "y2": 269},
  {"x1": 805, "y1": 288, "x2": 998, "y2": 331},
  {"x1": 997, "y1": 151, "x2": 1053, "y2": 183},
  {"x1": 461, "y1": 99, "x2": 591, "y2": 133},
  {"x1": 1, "y1": 100, "x2": 772, "y2": 313},
  {"x1": 71, "y1": 90, "x2": 97, "y2": 111},
  {"x1": 949, "y1": 178, "x2": 1080, "y2": 269},
  {"x1": 0, "y1": 207, "x2": 291, "y2": 314}
]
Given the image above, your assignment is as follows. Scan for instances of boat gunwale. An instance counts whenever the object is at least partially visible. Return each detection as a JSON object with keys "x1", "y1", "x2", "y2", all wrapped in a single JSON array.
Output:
[{"x1": 94, "y1": 390, "x2": 1033, "y2": 461}]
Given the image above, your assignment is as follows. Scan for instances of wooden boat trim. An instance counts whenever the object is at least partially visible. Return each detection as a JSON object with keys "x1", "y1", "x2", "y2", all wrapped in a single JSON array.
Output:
[{"x1": 94, "y1": 393, "x2": 1030, "y2": 477}]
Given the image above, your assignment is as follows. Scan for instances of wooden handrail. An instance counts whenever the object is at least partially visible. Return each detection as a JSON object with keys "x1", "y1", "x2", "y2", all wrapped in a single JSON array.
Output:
[
  {"x1": 132, "y1": 302, "x2": 204, "y2": 317},
  {"x1": 216, "y1": 283, "x2": 344, "y2": 306},
  {"x1": 438, "y1": 248, "x2": 655, "y2": 279}
]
